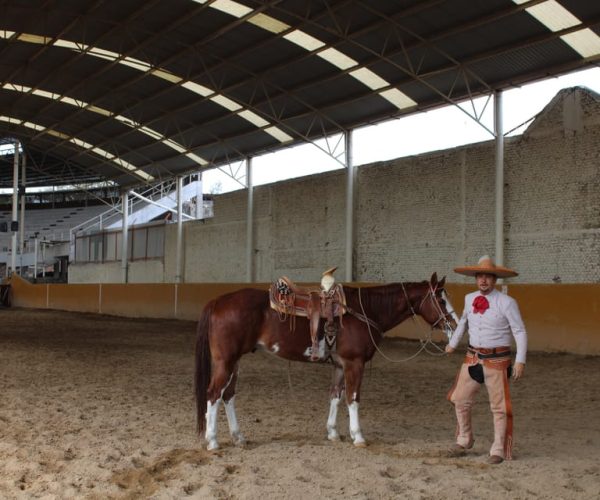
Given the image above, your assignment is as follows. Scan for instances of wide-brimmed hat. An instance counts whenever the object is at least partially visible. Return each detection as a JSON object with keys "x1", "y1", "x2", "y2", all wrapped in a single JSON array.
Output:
[
  {"x1": 322, "y1": 266, "x2": 337, "y2": 277},
  {"x1": 454, "y1": 255, "x2": 518, "y2": 278}
]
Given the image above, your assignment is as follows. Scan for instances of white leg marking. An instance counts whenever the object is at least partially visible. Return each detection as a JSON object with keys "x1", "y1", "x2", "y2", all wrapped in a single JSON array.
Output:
[
  {"x1": 303, "y1": 338, "x2": 326, "y2": 360},
  {"x1": 224, "y1": 396, "x2": 246, "y2": 446},
  {"x1": 205, "y1": 399, "x2": 221, "y2": 450},
  {"x1": 327, "y1": 397, "x2": 341, "y2": 441},
  {"x1": 348, "y1": 401, "x2": 366, "y2": 447}
]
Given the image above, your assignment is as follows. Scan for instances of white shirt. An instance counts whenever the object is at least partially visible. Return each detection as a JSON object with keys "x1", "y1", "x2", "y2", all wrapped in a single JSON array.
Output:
[{"x1": 449, "y1": 289, "x2": 528, "y2": 364}]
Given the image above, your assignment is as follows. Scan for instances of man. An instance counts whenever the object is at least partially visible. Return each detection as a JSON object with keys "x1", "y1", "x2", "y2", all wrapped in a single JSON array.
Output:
[{"x1": 445, "y1": 255, "x2": 527, "y2": 464}]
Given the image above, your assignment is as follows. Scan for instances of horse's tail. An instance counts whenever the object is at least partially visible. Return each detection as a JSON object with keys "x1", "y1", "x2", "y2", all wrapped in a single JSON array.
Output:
[{"x1": 194, "y1": 299, "x2": 214, "y2": 434}]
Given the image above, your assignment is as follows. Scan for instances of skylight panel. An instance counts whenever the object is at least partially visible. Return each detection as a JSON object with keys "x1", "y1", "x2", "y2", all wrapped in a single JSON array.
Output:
[
  {"x1": 248, "y1": 13, "x2": 289, "y2": 34},
  {"x1": 264, "y1": 126, "x2": 293, "y2": 143},
  {"x1": 0, "y1": 115, "x2": 153, "y2": 181},
  {"x1": 349, "y1": 68, "x2": 387, "y2": 90},
  {"x1": 284, "y1": 30, "x2": 325, "y2": 51},
  {"x1": 17, "y1": 33, "x2": 50, "y2": 44},
  {"x1": 211, "y1": 94, "x2": 243, "y2": 111},
  {"x1": 181, "y1": 81, "x2": 212, "y2": 96},
  {"x1": 2, "y1": 82, "x2": 209, "y2": 166},
  {"x1": 151, "y1": 69, "x2": 182, "y2": 84},
  {"x1": 209, "y1": 0, "x2": 252, "y2": 18},
  {"x1": 238, "y1": 110, "x2": 269, "y2": 128},
  {"x1": 379, "y1": 89, "x2": 417, "y2": 110},
  {"x1": 513, "y1": 0, "x2": 600, "y2": 58},
  {"x1": 562, "y1": 29, "x2": 600, "y2": 58},
  {"x1": 524, "y1": 1, "x2": 579, "y2": 31},
  {"x1": 6, "y1": 31, "x2": 292, "y2": 143},
  {"x1": 319, "y1": 48, "x2": 357, "y2": 70}
]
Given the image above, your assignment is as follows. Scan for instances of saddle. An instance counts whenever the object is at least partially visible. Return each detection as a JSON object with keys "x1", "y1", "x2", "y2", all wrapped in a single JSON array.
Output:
[{"x1": 269, "y1": 274, "x2": 346, "y2": 361}]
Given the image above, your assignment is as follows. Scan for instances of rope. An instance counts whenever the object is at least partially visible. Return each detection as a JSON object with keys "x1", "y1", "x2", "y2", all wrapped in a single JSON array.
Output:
[{"x1": 357, "y1": 285, "x2": 447, "y2": 363}]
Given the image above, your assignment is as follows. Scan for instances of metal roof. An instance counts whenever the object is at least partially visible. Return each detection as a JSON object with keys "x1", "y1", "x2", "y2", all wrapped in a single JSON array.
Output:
[{"x1": 0, "y1": 0, "x2": 599, "y2": 188}]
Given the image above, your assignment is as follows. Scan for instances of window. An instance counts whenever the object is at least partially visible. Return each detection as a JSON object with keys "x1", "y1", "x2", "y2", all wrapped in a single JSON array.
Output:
[{"x1": 74, "y1": 222, "x2": 165, "y2": 262}]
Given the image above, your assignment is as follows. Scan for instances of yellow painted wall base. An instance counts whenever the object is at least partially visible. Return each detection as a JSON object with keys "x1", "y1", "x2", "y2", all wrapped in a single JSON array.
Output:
[{"x1": 7, "y1": 276, "x2": 600, "y2": 355}]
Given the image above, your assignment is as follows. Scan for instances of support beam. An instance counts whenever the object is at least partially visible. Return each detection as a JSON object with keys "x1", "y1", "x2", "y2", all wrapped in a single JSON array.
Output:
[
  {"x1": 128, "y1": 190, "x2": 194, "y2": 219},
  {"x1": 175, "y1": 176, "x2": 183, "y2": 283},
  {"x1": 195, "y1": 172, "x2": 204, "y2": 219},
  {"x1": 19, "y1": 151, "x2": 26, "y2": 258},
  {"x1": 246, "y1": 157, "x2": 254, "y2": 283},
  {"x1": 345, "y1": 130, "x2": 355, "y2": 282},
  {"x1": 121, "y1": 191, "x2": 129, "y2": 283},
  {"x1": 11, "y1": 141, "x2": 19, "y2": 276},
  {"x1": 494, "y1": 90, "x2": 504, "y2": 268}
]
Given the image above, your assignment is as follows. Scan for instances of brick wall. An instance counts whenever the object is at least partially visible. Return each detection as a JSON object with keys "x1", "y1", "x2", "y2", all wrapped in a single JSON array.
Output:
[
  {"x1": 73, "y1": 87, "x2": 600, "y2": 285},
  {"x1": 179, "y1": 87, "x2": 599, "y2": 284}
]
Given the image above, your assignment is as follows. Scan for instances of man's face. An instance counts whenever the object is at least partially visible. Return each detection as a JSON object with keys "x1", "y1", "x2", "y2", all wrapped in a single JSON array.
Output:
[{"x1": 476, "y1": 273, "x2": 497, "y2": 294}]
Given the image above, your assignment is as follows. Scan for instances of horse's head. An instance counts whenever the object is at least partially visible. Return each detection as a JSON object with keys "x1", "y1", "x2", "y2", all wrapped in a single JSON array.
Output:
[{"x1": 414, "y1": 273, "x2": 458, "y2": 338}]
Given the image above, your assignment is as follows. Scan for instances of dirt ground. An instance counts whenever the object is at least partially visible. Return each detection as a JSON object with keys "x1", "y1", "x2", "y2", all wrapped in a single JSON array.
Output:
[{"x1": 0, "y1": 308, "x2": 598, "y2": 499}]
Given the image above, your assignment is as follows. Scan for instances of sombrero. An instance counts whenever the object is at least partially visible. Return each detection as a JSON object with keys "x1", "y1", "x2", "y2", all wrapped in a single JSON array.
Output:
[
  {"x1": 454, "y1": 255, "x2": 518, "y2": 278},
  {"x1": 322, "y1": 266, "x2": 338, "y2": 277}
]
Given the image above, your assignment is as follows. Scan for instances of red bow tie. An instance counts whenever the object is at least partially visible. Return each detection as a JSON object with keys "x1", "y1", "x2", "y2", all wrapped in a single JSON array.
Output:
[{"x1": 473, "y1": 295, "x2": 490, "y2": 314}]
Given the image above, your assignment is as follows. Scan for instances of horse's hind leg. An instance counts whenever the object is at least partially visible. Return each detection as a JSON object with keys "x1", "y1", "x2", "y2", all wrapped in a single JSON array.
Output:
[
  {"x1": 327, "y1": 364, "x2": 345, "y2": 441},
  {"x1": 205, "y1": 360, "x2": 237, "y2": 450},
  {"x1": 222, "y1": 363, "x2": 246, "y2": 447},
  {"x1": 344, "y1": 360, "x2": 367, "y2": 447}
]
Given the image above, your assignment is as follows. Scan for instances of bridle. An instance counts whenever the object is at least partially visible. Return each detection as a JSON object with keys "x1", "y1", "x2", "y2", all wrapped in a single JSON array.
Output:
[
  {"x1": 401, "y1": 282, "x2": 458, "y2": 341},
  {"x1": 355, "y1": 281, "x2": 458, "y2": 363}
]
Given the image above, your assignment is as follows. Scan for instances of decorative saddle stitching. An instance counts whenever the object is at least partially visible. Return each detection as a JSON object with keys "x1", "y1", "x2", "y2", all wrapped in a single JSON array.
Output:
[{"x1": 269, "y1": 275, "x2": 346, "y2": 361}]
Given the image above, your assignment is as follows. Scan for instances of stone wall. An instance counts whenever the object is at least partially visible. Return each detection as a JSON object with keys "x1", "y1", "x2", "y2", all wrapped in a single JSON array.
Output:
[{"x1": 70, "y1": 87, "x2": 600, "y2": 284}]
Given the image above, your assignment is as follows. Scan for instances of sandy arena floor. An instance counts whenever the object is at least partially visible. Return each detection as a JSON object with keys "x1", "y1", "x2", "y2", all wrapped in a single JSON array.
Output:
[{"x1": 0, "y1": 308, "x2": 598, "y2": 499}]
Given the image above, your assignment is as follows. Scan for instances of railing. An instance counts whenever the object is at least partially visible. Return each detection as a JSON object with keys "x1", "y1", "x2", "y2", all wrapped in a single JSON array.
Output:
[{"x1": 68, "y1": 175, "x2": 201, "y2": 261}]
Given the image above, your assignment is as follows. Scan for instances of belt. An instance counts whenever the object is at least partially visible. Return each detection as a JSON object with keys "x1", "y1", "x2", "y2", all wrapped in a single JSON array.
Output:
[{"x1": 468, "y1": 345, "x2": 511, "y2": 359}]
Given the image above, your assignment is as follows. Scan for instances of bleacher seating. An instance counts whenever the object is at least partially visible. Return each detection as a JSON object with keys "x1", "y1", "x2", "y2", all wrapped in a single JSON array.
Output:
[{"x1": 0, "y1": 205, "x2": 107, "y2": 252}]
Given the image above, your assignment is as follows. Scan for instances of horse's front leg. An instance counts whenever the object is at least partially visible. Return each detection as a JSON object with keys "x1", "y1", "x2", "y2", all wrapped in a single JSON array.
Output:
[
  {"x1": 344, "y1": 359, "x2": 367, "y2": 447},
  {"x1": 327, "y1": 364, "x2": 345, "y2": 441}
]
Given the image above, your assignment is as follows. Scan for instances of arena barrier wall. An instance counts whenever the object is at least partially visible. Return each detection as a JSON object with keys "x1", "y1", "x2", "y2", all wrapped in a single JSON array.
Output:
[{"x1": 7, "y1": 276, "x2": 600, "y2": 355}]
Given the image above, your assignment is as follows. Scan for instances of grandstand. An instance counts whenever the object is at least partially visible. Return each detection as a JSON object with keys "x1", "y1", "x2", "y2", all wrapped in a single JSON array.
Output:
[{"x1": 0, "y1": 175, "x2": 210, "y2": 282}]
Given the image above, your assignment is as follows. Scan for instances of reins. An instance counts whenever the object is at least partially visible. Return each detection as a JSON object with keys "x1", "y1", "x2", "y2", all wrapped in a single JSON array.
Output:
[{"x1": 355, "y1": 282, "x2": 452, "y2": 363}]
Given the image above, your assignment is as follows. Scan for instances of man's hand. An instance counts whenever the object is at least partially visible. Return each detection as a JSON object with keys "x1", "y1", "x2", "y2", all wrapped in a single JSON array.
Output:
[
  {"x1": 445, "y1": 345, "x2": 455, "y2": 354},
  {"x1": 513, "y1": 362, "x2": 525, "y2": 381}
]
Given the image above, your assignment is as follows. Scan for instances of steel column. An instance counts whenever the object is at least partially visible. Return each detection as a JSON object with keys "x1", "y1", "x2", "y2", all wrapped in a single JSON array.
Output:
[
  {"x1": 33, "y1": 237, "x2": 38, "y2": 282},
  {"x1": 175, "y1": 176, "x2": 183, "y2": 283},
  {"x1": 246, "y1": 157, "x2": 254, "y2": 283},
  {"x1": 196, "y1": 172, "x2": 204, "y2": 219},
  {"x1": 11, "y1": 141, "x2": 19, "y2": 276},
  {"x1": 494, "y1": 90, "x2": 504, "y2": 267},
  {"x1": 345, "y1": 130, "x2": 355, "y2": 282},
  {"x1": 121, "y1": 191, "x2": 129, "y2": 283},
  {"x1": 19, "y1": 151, "x2": 26, "y2": 259}
]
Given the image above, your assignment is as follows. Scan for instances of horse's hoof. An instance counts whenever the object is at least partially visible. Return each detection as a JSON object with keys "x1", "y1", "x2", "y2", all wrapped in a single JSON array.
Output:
[
  {"x1": 353, "y1": 440, "x2": 367, "y2": 448},
  {"x1": 206, "y1": 440, "x2": 220, "y2": 451},
  {"x1": 232, "y1": 433, "x2": 247, "y2": 447},
  {"x1": 327, "y1": 430, "x2": 340, "y2": 442}
]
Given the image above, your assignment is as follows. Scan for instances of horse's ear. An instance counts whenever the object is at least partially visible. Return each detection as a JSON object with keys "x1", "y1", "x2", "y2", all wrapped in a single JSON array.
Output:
[
  {"x1": 438, "y1": 276, "x2": 446, "y2": 288},
  {"x1": 430, "y1": 272, "x2": 438, "y2": 287}
]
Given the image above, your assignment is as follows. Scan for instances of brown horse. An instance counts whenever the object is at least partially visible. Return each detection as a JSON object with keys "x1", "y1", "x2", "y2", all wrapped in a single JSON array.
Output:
[{"x1": 194, "y1": 273, "x2": 458, "y2": 450}]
